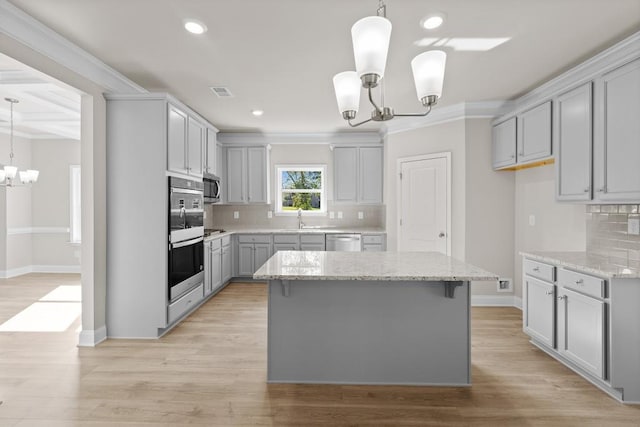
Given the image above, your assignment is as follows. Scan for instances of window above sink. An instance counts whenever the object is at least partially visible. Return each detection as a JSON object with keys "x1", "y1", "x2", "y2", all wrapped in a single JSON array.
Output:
[{"x1": 275, "y1": 165, "x2": 326, "y2": 216}]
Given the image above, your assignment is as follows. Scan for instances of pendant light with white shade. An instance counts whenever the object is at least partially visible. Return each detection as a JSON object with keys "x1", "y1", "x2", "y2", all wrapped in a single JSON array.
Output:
[
  {"x1": 333, "y1": 0, "x2": 447, "y2": 127},
  {"x1": 0, "y1": 97, "x2": 39, "y2": 187}
]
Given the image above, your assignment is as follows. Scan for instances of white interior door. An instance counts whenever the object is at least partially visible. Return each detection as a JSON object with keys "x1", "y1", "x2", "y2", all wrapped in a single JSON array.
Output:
[{"x1": 398, "y1": 154, "x2": 450, "y2": 254}]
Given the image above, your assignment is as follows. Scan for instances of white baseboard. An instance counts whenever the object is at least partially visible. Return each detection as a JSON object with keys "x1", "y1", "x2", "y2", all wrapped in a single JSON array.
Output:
[
  {"x1": 471, "y1": 294, "x2": 521, "y2": 308},
  {"x1": 78, "y1": 326, "x2": 107, "y2": 347},
  {"x1": 0, "y1": 264, "x2": 81, "y2": 278}
]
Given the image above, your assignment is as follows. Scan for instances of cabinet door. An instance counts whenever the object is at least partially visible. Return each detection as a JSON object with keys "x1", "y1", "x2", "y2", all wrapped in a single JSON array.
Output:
[
  {"x1": 204, "y1": 242, "x2": 212, "y2": 295},
  {"x1": 359, "y1": 147, "x2": 383, "y2": 204},
  {"x1": 557, "y1": 287, "x2": 605, "y2": 379},
  {"x1": 517, "y1": 101, "x2": 552, "y2": 163},
  {"x1": 226, "y1": 147, "x2": 245, "y2": 203},
  {"x1": 205, "y1": 128, "x2": 217, "y2": 175},
  {"x1": 211, "y1": 248, "x2": 222, "y2": 292},
  {"x1": 556, "y1": 83, "x2": 593, "y2": 201},
  {"x1": 594, "y1": 58, "x2": 640, "y2": 202},
  {"x1": 187, "y1": 117, "x2": 204, "y2": 177},
  {"x1": 247, "y1": 147, "x2": 267, "y2": 203},
  {"x1": 253, "y1": 243, "x2": 272, "y2": 272},
  {"x1": 524, "y1": 277, "x2": 556, "y2": 348},
  {"x1": 334, "y1": 147, "x2": 358, "y2": 202},
  {"x1": 167, "y1": 105, "x2": 188, "y2": 174},
  {"x1": 492, "y1": 118, "x2": 517, "y2": 169},
  {"x1": 300, "y1": 243, "x2": 325, "y2": 251},
  {"x1": 221, "y1": 245, "x2": 232, "y2": 283},
  {"x1": 237, "y1": 243, "x2": 254, "y2": 276}
]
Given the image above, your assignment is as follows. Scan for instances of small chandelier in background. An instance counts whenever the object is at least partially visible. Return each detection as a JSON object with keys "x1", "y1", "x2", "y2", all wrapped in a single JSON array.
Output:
[
  {"x1": 333, "y1": 0, "x2": 447, "y2": 127},
  {"x1": 0, "y1": 97, "x2": 39, "y2": 187}
]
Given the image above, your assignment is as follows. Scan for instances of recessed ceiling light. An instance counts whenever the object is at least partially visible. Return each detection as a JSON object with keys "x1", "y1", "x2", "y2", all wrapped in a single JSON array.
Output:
[
  {"x1": 251, "y1": 110, "x2": 264, "y2": 117},
  {"x1": 421, "y1": 13, "x2": 445, "y2": 30},
  {"x1": 184, "y1": 19, "x2": 207, "y2": 35}
]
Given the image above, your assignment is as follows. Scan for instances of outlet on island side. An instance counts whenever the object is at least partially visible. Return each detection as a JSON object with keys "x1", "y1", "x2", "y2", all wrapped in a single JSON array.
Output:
[
  {"x1": 497, "y1": 278, "x2": 513, "y2": 293},
  {"x1": 628, "y1": 217, "x2": 640, "y2": 235}
]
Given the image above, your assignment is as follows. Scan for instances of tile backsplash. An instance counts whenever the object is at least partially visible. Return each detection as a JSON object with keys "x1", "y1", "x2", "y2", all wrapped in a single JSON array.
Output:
[
  {"x1": 206, "y1": 203, "x2": 385, "y2": 230},
  {"x1": 586, "y1": 205, "x2": 640, "y2": 269}
]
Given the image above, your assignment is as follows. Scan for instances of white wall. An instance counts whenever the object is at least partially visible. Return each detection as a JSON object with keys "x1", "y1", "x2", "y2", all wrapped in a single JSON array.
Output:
[{"x1": 513, "y1": 164, "x2": 586, "y2": 297}]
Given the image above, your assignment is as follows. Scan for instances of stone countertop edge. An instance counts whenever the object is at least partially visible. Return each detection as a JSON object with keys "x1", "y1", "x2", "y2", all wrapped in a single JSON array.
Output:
[
  {"x1": 520, "y1": 251, "x2": 640, "y2": 279},
  {"x1": 204, "y1": 227, "x2": 387, "y2": 241},
  {"x1": 253, "y1": 274, "x2": 499, "y2": 281}
]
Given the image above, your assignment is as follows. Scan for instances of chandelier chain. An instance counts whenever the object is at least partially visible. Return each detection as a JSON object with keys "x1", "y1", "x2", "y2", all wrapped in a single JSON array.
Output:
[{"x1": 377, "y1": 0, "x2": 386, "y2": 17}]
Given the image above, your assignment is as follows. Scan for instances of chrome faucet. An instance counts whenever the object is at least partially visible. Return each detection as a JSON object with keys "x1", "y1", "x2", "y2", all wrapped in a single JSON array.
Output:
[{"x1": 297, "y1": 208, "x2": 305, "y2": 229}]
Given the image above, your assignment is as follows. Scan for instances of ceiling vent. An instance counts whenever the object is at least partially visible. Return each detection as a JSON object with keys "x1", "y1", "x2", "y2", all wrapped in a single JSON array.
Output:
[{"x1": 210, "y1": 86, "x2": 233, "y2": 98}]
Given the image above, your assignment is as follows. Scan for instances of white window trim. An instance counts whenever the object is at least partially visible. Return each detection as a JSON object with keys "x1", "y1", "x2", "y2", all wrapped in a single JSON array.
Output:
[
  {"x1": 275, "y1": 165, "x2": 327, "y2": 216},
  {"x1": 69, "y1": 165, "x2": 81, "y2": 244}
]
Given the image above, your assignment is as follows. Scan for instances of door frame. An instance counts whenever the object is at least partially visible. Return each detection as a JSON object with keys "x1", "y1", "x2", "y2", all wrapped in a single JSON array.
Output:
[{"x1": 396, "y1": 152, "x2": 452, "y2": 256}]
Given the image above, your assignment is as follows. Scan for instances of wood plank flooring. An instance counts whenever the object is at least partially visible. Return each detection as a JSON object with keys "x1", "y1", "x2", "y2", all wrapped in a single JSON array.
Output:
[{"x1": 1, "y1": 275, "x2": 639, "y2": 426}]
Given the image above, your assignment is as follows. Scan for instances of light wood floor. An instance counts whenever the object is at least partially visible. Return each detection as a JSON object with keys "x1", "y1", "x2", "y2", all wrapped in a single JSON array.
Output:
[{"x1": 1, "y1": 275, "x2": 639, "y2": 426}]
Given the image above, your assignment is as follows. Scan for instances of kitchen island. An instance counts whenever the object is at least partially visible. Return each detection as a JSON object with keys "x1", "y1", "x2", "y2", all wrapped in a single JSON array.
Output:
[{"x1": 254, "y1": 251, "x2": 497, "y2": 385}]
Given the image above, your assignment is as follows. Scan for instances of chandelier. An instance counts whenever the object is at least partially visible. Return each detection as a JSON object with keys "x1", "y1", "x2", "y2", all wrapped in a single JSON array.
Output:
[
  {"x1": 0, "y1": 98, "x2": 39, "y2": 187},
  {"x1": 332, "y1": 0, "x2": 447, "y2": 127}
]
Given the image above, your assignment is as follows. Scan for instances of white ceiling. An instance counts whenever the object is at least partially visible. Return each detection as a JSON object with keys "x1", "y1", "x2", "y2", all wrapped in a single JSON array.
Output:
[
  {"x1": 0, "y1": 53, "x2": 81, "y2": 140},
  {"x1": 6, "y1": 0, "x2": 640, "y2": 133}
]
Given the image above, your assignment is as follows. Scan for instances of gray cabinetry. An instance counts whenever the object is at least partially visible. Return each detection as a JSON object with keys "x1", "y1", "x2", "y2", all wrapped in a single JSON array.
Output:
[
  {"x1": 300, "y1": 234, "x2": 325, "y2": 251},
  {"x1": 492, "y1": 117, "x2": 517, "y2": 169},
  {"x1": 221, "y1": 236, "x2": 232, "y2": 284},
  {"x1": 225, "y1": 146, "x2": 267, "y2": 204},
  {"x1": 594, "y1": 58, "x2": 640, "y2": 202},
  {"x1": 205, "y1": 127, "x2": 218, "y2": 175},
  {"x1": 517, "y1": 101, "x2": 552, "y2": 163},
  {"x1": 334, "y1": 146, "x2": 383, "y2": 204},
  {"x1": 273, "y1": 234, "x2": 300, "y2": 252},
  {"x1": 187, "y1": 117, "x2": 204, "y2": 177},
  {"x1": 362, "y1": 233, "x2": 386, "y2": 252},
  {"x1": 524, "y1": 276, "x2": 556, "y2": 348},
  {"x1": 168, "y1": 103, "x2": 205, "y2": 178},
  {"x1": 237, "y1": 234, "x2": 272, "y2": 276},
  {"x1": 555, "y1": 83, "x2": 593, "y2": 201},
  {"x1": 204, "y1": 239, "x2": 223, "y2": 296}
]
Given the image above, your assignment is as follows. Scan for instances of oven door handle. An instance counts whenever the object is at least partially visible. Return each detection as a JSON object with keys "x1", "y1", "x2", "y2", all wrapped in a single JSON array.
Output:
[
  {"x1": 171, "y1": 188, "x2": 203, "y2": 196},
  {"x1": 171, "y1": 236, "x2": 204, "y2": 249}
]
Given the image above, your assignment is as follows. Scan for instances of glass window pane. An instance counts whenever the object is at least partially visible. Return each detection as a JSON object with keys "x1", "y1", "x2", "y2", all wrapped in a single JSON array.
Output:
[
  {"x1": 281, "y1": 170, "x2": 322, "y2": 190},
  {"x1": 280, "y1": 192, "x2": 321, "y2": 211}
]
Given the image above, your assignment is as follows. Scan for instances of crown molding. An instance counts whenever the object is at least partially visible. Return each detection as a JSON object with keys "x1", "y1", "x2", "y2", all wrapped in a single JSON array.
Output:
[
  {"x1": 0, "y1": 0, "x2": 146, "y2": 94},
  {"x1": 495, "y1": 30, "x2": 640, "y2": 123},
  {"x1": 383, "y1": 101, "x2": 514, "y2": 135},
  {"x1": 217, "y1": 131, "x2": 383, "y2": 146}
]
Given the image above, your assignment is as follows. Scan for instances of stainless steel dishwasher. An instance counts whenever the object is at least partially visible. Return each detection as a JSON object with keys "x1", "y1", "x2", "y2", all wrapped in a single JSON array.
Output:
[{"x1": 325, "y1": 234, "x2": 362, "y2": 251}]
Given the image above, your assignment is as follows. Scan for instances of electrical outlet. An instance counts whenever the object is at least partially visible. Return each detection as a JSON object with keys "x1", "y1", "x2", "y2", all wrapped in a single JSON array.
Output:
[
  {"x1": 358, "y1": 211, "x2": 364, "y2": 220},
  {"x1": 233, "y1": 211, "x2": 240, "y2": 219},
  {"x1": 267, "y1": 211, "x2": 273, "y2": 219},
  {"x1": 528, "y1": 215, "x2": 536, "y2": 226},
  {"x1": 203, "y1": 211, "x2": 207, "y2": 219},
  {"x1": 628, "y1": 217, "x2": 640, "y2": 235},
  {"x1": 497, "y1": 278, "x2": 513, "y2": 293},
  {"x1": 329, "y1": 211, "x2": 335, "y2": 219},
  {"x1": 337, "y1": 211, "x2": 343, "y2": 219}
]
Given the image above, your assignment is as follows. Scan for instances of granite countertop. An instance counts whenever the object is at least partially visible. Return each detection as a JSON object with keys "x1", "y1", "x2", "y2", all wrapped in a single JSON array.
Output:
[
  {"x1": 520, "y1": 251, "x2": 640, "y2": 279},
  {"x1": 253, "y1": 251, "x2": 498, "y2": 281},
  {"x1": 204, "y1": 227, "x2": 386, "y2": 241}
]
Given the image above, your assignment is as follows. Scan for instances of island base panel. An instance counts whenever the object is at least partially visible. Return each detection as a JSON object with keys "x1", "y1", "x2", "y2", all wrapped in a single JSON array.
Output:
[{"x1": 268, "y1": 279, "x2": 470, "y2": 385}]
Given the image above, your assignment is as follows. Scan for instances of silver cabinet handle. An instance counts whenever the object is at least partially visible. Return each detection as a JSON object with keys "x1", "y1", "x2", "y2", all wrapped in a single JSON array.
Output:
[
  {"x1": 438, "y1": 232, "x2": 446, "y2": 238},
  {"x1": 545, "y1": 290, "x2": 554, "y2": 295},
  {"x1": 584, "y1": 188, "x2": 590, "y2": 193},
  {"x1": 575, "y1": 279, "x2": 584, "y2": 285},
  {"x1": 510, "y1": 154, "x2": 515, "y2": 159},
  {"x1": 597, "y1": 187, "x2": 606, "y2": 193},
  {"x1": 558, "y1": 295, "x2": 567, "y2": 300},
  {"x1": 533, "y1": 267, "x2": 540, "y2": 272}
]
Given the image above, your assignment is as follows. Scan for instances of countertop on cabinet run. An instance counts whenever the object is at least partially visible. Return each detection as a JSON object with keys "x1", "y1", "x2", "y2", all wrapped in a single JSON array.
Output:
[
  {"x1": 224, "y1": 227, "x2": 386, "y2": 234},
  {"x1": 254, "y1": 251, "x2": 497, "y2": 281},
  {"x1": 521, "y1": 251, "x2": 640, "y2": 279}
]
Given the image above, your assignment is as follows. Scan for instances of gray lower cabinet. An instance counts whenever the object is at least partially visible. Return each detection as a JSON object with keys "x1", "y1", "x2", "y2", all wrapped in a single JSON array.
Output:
[
  {"x1": 517, "y1": 101, "x2": 552, "y2": 163},
  {"x1": 362, "y1": 233, "x2": 386, "y2": 252},
  {"x1": 555, "y1": 83, "x2": 593, "y2": 201},
  {"x1": 204, "y1": 238, "x2": 224, "y2": 296},
  {"x1": 221, "y1": 239, "x2": 232, "y2": 284},
  {"x1": 492, "y1": 117, "x2": 517, "y2": 169},
  {"x1": 300, "y1": 234, "x2": 325, "y2": 251},
  {"x1": 524, "y1": 276, "x2": 556, "y2": 348},
  {"x1": 594, "y1": 57, "x2": 640, "y2": 202},
  {"x1": 273, "y1": 234, "x2": 300, "y2": 252},
  {"x1": 238, "y1": 234, "x2": 272, "y2": 276}
]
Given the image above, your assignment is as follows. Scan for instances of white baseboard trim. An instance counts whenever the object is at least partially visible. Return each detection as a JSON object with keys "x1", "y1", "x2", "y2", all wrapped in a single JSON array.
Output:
[
  {"x1": 513, "y1": 296, "x2": 523, "y2": 310},
  {"x1": 78, "y1": 326, "x2": 107, "y2": 347},
  {"x1": 0, "y1": 264, "x2": 81, "y2": 278},
  {"x1": 471, "y1": 295, "x2": 521, "y2": 308}
]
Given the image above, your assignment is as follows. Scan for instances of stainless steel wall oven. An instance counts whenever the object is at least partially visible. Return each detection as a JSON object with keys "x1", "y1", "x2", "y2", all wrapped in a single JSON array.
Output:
[{"x1": 168, "y1": 177, "x2": 204, "y2": 302}]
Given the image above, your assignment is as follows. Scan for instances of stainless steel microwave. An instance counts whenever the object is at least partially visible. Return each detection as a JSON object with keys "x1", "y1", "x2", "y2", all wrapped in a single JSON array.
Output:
[{"x1": 203, "y1": 173, "x2": 221, "y2": 203}]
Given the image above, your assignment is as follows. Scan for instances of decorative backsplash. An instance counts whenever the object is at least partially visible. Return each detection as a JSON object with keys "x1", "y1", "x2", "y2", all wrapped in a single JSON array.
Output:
[
  {"x1": 586, "y1": 205, "x2": 640, "y2": 270},
  {"x1": 207, "y1": 203, "x2": 385, "y2": 230}
]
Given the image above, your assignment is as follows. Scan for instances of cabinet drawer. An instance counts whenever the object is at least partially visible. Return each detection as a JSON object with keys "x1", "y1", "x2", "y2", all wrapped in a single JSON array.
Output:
[
  {"x1": 273, "y1": 234, "x2": 299, "y2": 244},
  {"x1": 168, "y1": 284, "x2": 203, "y2": 324},
  {"x1": 363, "y1": 244, "x2": 383, "y2": 252},
  {"x1": 362, "y1": 234, "x2": 383, "y2": 245},
  {"x1": 221, "y1": 235, "x2": 231, "y2": 246},
  {"x1": 237, "y1": 234, "x2": 271, "y2": 244},
  {"x1": 558, "y1": 268, "x2": 605, "y2": 299},
  {"x1": 300, "y1": 234, "x2": 325, "y2": 244},
  {"x1": 524, "y1": 259, "x2": 555, "y2": 282},
  {"x1": 209, "y1": 238, "x2": 222, "y2": 250}
]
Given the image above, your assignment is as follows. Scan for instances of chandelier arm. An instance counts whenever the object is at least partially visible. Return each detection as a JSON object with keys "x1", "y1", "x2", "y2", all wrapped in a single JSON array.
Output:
[
  {"x1": 367, "y1": 87, "x2": 383, "y2": 114},
  {"x1": 348, "y1": 117, "x2": 373, "y2": 128},
  {"x1": 393, "y1": 105, "x2": 433, "y2": 118}
]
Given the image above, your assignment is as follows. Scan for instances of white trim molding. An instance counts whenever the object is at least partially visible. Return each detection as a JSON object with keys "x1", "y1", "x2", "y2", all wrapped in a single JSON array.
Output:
[
  {"x1": 78, "y1": 326, "x2": 107, "y2": 347},
  {"x1": 0, "y1": 264, "x2": 80, "y2": 278},
  {"x1": 217, "y1": 131, "x2": 383, "y2": 146},
  {"x1": 7, "y1": 226, "x2": 70, "y2": 235},
  {"x1": 472, "y1": 295, "x2": 522, "y2": 308},
  {"x1": 0, "y1": 0, "x2": 146, "y2": 94}
]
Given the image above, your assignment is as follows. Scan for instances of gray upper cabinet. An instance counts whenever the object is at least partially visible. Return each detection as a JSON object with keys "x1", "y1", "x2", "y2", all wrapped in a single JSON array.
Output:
[
  {"x1": 594, "y1": 58, "x2": 640, "y2": 202},
  {"x1": 225, "y1": 146, "x2": 268, "y2": 204},
  {"x1": 205, "y1": 128, "x2": 217, "y2": 176},
  {"x1": 555, "y1": 83, "x2": 593, "y2": 201},
  {"x1": 334, "y1": 146, "x2": 383, "y2": 204},
  {"x1": 168, "y1": 105, "x2": 188, "y2": 175},
  {"x1": 517, "y1": 101, "x2": 552, "y2": 163},
  {"x1": 187, "y1": 117, "x2": 204, "y2": 178},
  {"x1": 492, "y1": 117, "x2": 517, "y2": 169}
]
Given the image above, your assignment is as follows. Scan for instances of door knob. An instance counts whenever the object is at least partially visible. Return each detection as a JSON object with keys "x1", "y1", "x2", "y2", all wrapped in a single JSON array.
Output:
[{"x1": 438, "y1": 232, "x2": 446, "y2": 238}]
